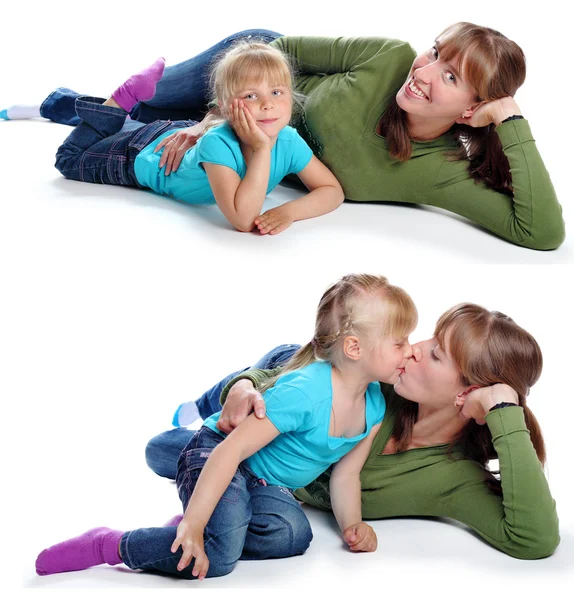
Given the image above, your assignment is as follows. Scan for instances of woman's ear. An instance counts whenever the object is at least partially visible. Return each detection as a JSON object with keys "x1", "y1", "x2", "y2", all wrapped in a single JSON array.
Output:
[
  {"x1": 343, "y1": 336, "x2": 361, "y2": 361},
  {"x1": 456, "y1": 101, "x2": 484, "y2": 124},
  {"x1": 454, "y1": 385, "x2": 481, "y2": 407}
]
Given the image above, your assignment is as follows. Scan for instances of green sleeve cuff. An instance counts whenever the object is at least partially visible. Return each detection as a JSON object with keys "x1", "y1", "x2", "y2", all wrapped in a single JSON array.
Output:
[
  {"x1": 495, "y1": 118, "x2": 534, "y2": 148},
  {"x1": 219, "y1": 367, "x2": 283, "y2": 406},
  {"x1": 485, "y1": 405, "x2": 528, "y2": 443}
]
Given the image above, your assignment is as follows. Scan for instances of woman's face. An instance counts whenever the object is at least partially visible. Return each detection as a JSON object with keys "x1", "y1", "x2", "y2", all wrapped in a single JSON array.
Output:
[
  {"x1": 394, "y1": 328, "x2": 465, "y2": 407},
  {"x1": 396, "y1": 40, "x2": 479, "y2": 122}
]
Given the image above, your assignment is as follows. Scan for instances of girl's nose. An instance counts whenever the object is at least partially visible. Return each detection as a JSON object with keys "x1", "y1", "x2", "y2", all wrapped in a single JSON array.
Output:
[{"x1": 404, "y1": 341, "x2": 413, "y2": 359}]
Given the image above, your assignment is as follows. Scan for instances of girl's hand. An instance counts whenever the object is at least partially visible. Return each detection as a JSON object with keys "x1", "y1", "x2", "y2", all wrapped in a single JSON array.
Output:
[
  {"x1": 216, "y1": 379, "x2": 266, "y2": 434},
  {"x1": 170, "y1": 519, "x2": 209, "y2": 579},
  {"x1": 155, "y1": 125, "x2": 203, "y2": 175},
  {"x1": 230, "y1": 99, "x2": 272, "y2": 151},
  {"x1": 343, "y1": 522, "x2": 378, "y2": 552},
  {"x1": 456, "y1": 96, "x2": 522, "y2": 128},
  {"x1": 457, "y1": 383, "x2": 519, "y2": 425},
  {"x1": 254, "y1": 205, "x2": 295, "y2": 235}
]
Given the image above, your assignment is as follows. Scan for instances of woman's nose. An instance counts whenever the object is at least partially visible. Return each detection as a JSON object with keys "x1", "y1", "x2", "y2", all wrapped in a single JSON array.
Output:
[
  {"x1": 404, "y1": 342, "x2": 413, "y2": 359},
  {"x1": 410, "y1": 344, "x2": 422, "y2": 362}
]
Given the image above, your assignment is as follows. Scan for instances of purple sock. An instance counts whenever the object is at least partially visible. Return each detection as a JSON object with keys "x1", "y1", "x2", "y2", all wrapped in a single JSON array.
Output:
[
  {"x1": 163, "y1": 514, "x2": 184, "y2": 527},
  {"x1": 35, "y1": 527, "x2": 124, "y2": 575},
  {"x1": 112, "y1": 57, "x2": 166, "y2": 112}
]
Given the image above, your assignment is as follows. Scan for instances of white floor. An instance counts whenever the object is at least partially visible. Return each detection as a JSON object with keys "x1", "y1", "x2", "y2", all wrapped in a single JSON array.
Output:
[{"x1": 4, "y1": 1, "x2": 573, "y2": 597}]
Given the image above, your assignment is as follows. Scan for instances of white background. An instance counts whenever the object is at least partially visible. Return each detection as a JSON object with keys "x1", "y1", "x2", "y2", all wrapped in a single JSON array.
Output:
[{"x1": 2, "y1": 0, "x2": 572, "y2": 597}]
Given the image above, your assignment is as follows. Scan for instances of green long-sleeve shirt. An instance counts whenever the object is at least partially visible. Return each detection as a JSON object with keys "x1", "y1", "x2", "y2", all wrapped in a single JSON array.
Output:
[
  {"x1": 270, "y1": 36, "x2": 565, "y2": 250},
  {"x1": 220, "y1": 368, "x2": 560, "y2": 559}
]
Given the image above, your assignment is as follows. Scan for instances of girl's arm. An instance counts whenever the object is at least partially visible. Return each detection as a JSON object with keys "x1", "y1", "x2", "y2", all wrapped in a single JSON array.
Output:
[
  {"x1": 329, "y1": 422, "x2": 382, "y2": 552},
  {"x1": 203, "y1": 101, "x2": 273, "y2": 232},
  {"x1": 254, "y1": 156, "x2": 344, "y2": 235},
  {"x1": 171, "y1": 414, "x2": 281, "y2": 577}
]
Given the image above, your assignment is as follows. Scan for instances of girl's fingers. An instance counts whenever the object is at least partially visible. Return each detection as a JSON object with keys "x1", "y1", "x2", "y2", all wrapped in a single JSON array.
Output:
[{"x1": 178, "y1": 546, "x2": 194, "y2": 571}]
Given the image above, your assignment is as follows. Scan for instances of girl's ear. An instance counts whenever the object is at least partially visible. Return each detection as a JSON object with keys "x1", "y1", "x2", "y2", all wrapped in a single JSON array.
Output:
[
  {"x1": 454, "y1": 385, "x2": 481, "y2": 407},
  {"x1": 343, "y1": 336, "x2": 361, "y2": 361}
]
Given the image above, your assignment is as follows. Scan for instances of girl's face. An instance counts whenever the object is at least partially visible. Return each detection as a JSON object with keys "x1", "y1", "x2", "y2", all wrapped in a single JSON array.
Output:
[
  {"x1": 366, "y1": 334, "x2": 413, "y2": 385},
  {"x1": 394, "y1": 328, "x2": 465, "y2": 406},
  {"x1": 395, "y1": 40, "x2": 479, "y2": 122},
  {"x1": 229, "y1": 79, "x2": 292, "y2": 137}
]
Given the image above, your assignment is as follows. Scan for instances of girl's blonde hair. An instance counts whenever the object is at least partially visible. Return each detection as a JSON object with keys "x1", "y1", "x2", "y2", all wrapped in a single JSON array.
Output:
[
  {"x1": 261, "y1": 274, "x2": 418, "y2": 392},
  {"x1": 202, "y1": 40, "x2": 304, "y2": 132}
]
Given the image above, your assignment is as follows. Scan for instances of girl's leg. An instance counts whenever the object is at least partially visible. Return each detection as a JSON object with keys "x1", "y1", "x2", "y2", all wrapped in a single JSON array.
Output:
[
  {"x1": 242, "y1": 483, "x2": 313, "y2": 560},
  {"x1": 145, "y1": 428, "x2": 196, "y2": 479},
  {"x1": 130, "y1": 29, "x2": 283, "y2": 123},
  {"x1": 173, "y1": 343, "x2": 301, "y2": 426},
  {"x1": 55, "y1": 59, "x2": 167, "y2": 184}
]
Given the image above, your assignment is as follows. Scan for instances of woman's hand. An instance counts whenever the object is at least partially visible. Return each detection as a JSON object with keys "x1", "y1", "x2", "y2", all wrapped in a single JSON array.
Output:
[
  {"x1": 254, "y1": 204, "x2": 295, "y2": 235},
  {"x1": 170, "y1": 519, "x2": 209, "y2": 579},
  {"x1": 456, "y1": 96, "x2": 522, "y2": 128},
  {"x1": 458, "y1": 383, "x2": 519, "y2": 425},
  {"x1": 155, "y1": 125, "x2": 203, "y2": 175},
  {"x1": 343, "y1": 522, "x2": 378, "y2": 552},
  {"x1": 230, "y1": 99, "x2": 272, "y2": 151},
  {"x1": 216, "y1": 379, "x2": 266, "y2": 434}
]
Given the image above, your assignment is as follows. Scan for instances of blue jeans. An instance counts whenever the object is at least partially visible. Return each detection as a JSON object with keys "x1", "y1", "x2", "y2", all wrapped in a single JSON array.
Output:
[
  {"x1": 54, "y1": 96, "x2": 195, "y2": 185},
  {"x1": 41, "y1": 29, "x2": 283, "y2": 126},
  {"x1": 121, "y1": 426, "x2": 312, "y2": 579},
  {"x1": 145, "y1": 344, "x2": 300, "y2": 479}
]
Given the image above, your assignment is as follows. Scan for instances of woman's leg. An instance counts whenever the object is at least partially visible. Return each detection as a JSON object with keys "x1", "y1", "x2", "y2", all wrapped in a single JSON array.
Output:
[
  {"x1": 173, "y1": 343, "x2": 301, "y2": 425},
  {"x1": 130, "y1": 29, "x2": 283, "y2": 123}
]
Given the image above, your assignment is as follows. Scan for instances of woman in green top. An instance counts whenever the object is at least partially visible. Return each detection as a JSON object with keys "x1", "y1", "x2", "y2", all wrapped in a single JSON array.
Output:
[
  {"x1": 29, "y1": 22, "x2": 564, "y2": 247},
  {"x1": 146, "y1": 302, "x2": 559, "y2": 560}
]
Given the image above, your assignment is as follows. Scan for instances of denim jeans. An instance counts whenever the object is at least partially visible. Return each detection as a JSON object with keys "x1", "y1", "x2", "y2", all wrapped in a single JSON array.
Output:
[
  {"x1": 40, "y1": 29, "x2": 283, "y2": 126},
  {"x1": 121, "y1": 426, "x2": 312, "y2": 579},
  {"x1": 145, "y1": 344, "x2": 300, "y2": 479},
  {"x1": 54, "y1": 96, "x2": 196, "y2": 185}
]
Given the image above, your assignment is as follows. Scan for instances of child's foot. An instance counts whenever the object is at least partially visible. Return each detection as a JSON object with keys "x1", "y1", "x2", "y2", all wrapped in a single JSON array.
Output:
[
  {"x1": 172, "y1": 400, "x2": 200, "y2": 427},
  {"x1": 35, "y1": 527, "x2": 123, "y2": 575},
  {"x1": 0, "y1": 104, "x2": 41, "y2": 120},
  {"x1": 163, "y1": 514, "x2": 184, "y2": 527},
  {"x1": 112, "y1": 57, "x2": 166, "y2": 113}
]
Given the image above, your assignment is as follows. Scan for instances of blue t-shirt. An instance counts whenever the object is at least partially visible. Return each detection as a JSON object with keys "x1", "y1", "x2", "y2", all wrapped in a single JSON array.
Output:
[
  {"x1": 202, "y1": 361, "x2": 386, "y2": 490},
  {"x1": 133, "y1": 122, "x2": 313, "y2": 205}
]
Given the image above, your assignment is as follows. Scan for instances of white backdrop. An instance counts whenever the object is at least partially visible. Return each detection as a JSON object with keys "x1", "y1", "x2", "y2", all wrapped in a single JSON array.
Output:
[{"x1": 2, "y1": 0, "x2": 572, "y2": 597}]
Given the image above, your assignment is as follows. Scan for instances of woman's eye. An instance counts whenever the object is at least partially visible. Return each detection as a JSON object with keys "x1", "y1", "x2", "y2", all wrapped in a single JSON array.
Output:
[
  {"x1": 430, "y1": 349, "x2": 439, "y2": 361},
  {"x1": 430, "y1": 46, "x2": 439, "y2": 60},
  {"x1": 445, "y1": 72, "x2": 456, "y2": 84}
]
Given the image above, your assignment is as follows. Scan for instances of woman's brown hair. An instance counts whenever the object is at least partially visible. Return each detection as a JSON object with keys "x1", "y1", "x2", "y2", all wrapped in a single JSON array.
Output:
[
  {"x1": 380, "y1": 22, "x2": 526, "y2": 196},
  {"x1": 392, "y1": 303, "x2": 546, "y2": 477}
]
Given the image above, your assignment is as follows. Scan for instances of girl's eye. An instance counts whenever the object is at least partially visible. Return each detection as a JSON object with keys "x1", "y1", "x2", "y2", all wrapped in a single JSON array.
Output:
[
  {"x1": 272, "y1": 90, "x2": 283, "y2": 96},
  {"x1": 430, "y1": 46, "x2": 439, "y2": 60},
  {"x1": 430, "y1": 348, "x2": 439, "y2": 361},
  {"x1": 244, "y1": 93, "x2": 257, "y2": 100}
]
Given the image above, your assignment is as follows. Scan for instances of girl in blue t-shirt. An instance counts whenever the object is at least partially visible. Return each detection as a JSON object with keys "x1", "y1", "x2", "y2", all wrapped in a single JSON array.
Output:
[
  {"x1": 52, "y1": 42, "x2": 344, "y2": 233},
  {"x1": 36, "y1": 273, "x2": 417, "y2": 580}
]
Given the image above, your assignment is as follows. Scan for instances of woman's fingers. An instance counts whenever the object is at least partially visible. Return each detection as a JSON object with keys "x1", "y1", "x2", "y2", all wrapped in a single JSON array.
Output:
[{"x1": 155, "y1": 132, "x2": 175, "y2": 155}]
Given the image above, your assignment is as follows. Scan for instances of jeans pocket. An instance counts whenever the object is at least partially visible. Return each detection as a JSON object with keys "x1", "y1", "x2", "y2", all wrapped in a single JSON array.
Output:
[
  {"x1": 177, "y1": 447, "x2": 242, "y2": 509},
  {"x1": 106, "y1": 155, "x2": 130, "y2": 185}
]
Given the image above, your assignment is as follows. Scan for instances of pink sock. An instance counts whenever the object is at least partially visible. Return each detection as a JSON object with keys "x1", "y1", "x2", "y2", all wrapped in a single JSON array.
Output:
[
  {"x1": 112, "y1": 57, "x2": 166, "y2": 112},
  {"x1": 35, "y1": 527, "x2": 124, "y2": 575},
  {"x1": 163, "y1": 514, "x2": 184, "y2": 527}
]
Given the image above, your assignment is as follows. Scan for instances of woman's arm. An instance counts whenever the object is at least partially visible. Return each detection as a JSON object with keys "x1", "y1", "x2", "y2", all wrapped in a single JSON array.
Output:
[
  {"x1": 253, "y1": 156, "x2": 344, "y2": 235},
  {"x1": 430, "y1": 116, "x2": 565, "y2": 250},
  {"x1": 171, "y1": 415, "x2": 281, "y2": 577},
  {"x1": 330, "y1": 422, "x2": 381, "y2": 552},
  {"x1": 445, "y1": 386, "x2": 560, "y2": 558}
]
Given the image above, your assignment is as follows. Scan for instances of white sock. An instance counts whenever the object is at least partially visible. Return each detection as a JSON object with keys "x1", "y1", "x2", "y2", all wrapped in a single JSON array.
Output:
[{"x1": 2, "y1": 104, "x2": 42, "y2": 119}]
